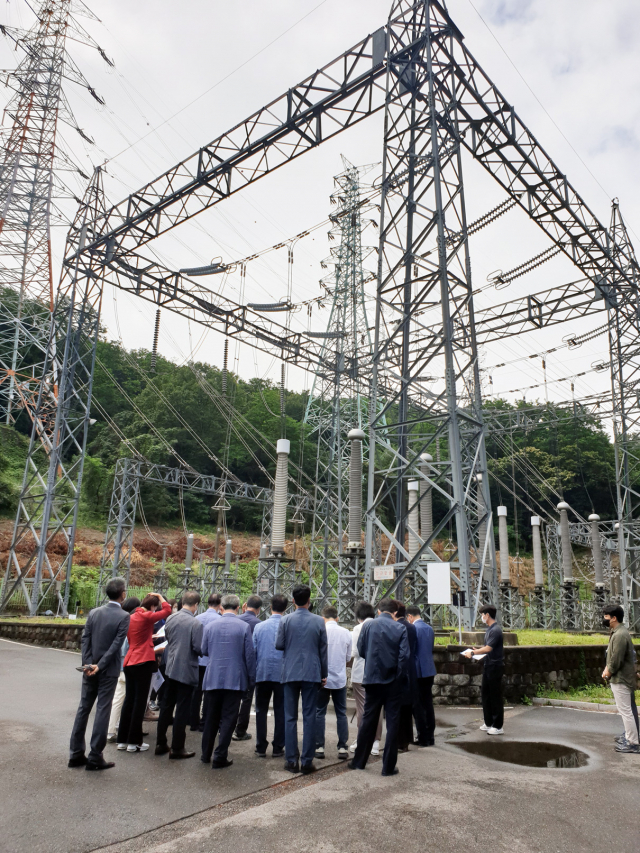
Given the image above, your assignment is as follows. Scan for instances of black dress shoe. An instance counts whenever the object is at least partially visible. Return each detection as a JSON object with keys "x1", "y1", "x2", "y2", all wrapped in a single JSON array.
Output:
[
  {"x1": 272, "y1": 749, "x2": 285, "y2": 758},
  {"x1": 283, "y1": 761, "x2": 300, "y2": 773},
  {"x1": 347, "y1": 760, "x2": 364, "y2": 770},
  {"x1": 86, "y1": 760, "x2": 115, "y2": 771},
  {"x1": 381, "y1": 767, "x2": 399, "y2": 777},
  {"x1": 212, "y1": 758, "x2": 233, "y2": 769},
  {"x1": 232, "y1": 732, "x2": 252, "y2": 741},
  {"x1": 68, "y1": 755, "x2": 88, "y2": 768},
  {"x1": 170, "y1": 748, "x2": 196, "y2": 759},
  {"x1": 255, "y1": 750, "x2": 267, "y2": 758},
  {"x1": 301, "y1": 763, "x2": 317, "y2": 775},
  {"x1": 190, "y1": 725, "x2": 200, "y2": 732},
  {"x1": 155, "y1": 744, "x2": 170, "y2": 756}
]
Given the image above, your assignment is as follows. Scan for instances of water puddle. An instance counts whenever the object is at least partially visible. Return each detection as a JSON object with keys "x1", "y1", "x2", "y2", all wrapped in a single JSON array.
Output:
[{"x1": 452, "y1": 740, "x2": 589, "y2": 769}]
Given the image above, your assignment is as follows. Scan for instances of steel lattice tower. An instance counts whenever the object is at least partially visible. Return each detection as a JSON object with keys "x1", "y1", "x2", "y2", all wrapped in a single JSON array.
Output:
[
  {"x1": 304, "y1": 160, "x2": 376, "y2": 612},
  {"x1": 0, "y1": 0, "x2": 104, "y2": 427}
]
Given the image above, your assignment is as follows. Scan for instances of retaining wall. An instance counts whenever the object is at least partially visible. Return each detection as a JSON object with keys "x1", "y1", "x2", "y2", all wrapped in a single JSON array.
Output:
[{"x1": 0, "y1": 620, "x2": 84, "y2": 650}]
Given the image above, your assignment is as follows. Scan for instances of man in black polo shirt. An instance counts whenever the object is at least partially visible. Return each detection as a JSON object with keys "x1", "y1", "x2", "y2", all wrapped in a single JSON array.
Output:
[{"x1": 463, "y1": 604, "x2": 504, "y2": 735}]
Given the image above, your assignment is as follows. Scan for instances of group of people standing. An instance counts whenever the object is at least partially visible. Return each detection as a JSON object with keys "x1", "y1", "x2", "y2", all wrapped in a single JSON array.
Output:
[{"x1": 67, "y1": 579, "x2": 444, "y2": 775}]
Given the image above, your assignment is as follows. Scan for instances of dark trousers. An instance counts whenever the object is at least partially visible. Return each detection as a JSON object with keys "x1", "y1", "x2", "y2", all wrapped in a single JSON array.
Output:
[
  {"x1": 255, "y1": 680, "x2": 285, "y2": 754},
  {"x1": 234, "y1": 684, "x2": 256, "y2": 736},
  {"x1": 630, "y1": 689, "x2": 639, "y2": 736},
  {"x1": 315, "y1": 685, "x2": 349, "y2": 749},
  {"x1": 283, "y1": 681, "x2": 319, "y2": 767},
  {"x1": 414, "y1": 675, "x2": 435, "y2": 744},
  {"x1": 189, "y1": 665, "x2": 207, "y2": 730},
  {"x1": 398, "y1": 703, "x2": 414, "y2": 750},
  {"x1": 482, "y1": 665, "x2": 504, "y2": 730},
  {"x1": 157, "y1": 677, "x2": 194, "y2": 751},
  {"x1": 118, "y1": 661, "x2": 155, "y2": 746},
  {"x1": 201, "y1": 689, "x2": 243, "y2": 765},
  {"x1": 352, "y1": 679, "x2": 402, "y2": 774},
  {"x1": 69, "y1": 671, "x2": 118, "y2": 762}
]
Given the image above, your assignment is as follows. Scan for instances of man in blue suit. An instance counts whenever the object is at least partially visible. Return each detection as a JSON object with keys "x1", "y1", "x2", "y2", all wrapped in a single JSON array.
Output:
[
  {"x1": 233, "y1": 594, "x2": 263, "y2": 742},
  {"x1": 200, "y1": 594, "x2": 256, "y2": 769},
  {"x1": 407, "y1": 604, "x2": 437, "y2": 746},
  {"x1": 348, "y1": 598, "x2": 409, "y2": 776},
  {"x1": 276, "y1": 584, "x2": 328, "y2": 774},
  {"x1": 253, "y1": 593, "x2": 288, "y2": 758}
]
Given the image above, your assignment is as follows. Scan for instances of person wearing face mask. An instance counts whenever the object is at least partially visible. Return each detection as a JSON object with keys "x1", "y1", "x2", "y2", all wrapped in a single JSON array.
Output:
[
  {"x1": 602, "y1": 604, "x2": 639, "y2": 754},
  {"x1": 463, "y1": 604, "x2": 504, "y2": 735}
]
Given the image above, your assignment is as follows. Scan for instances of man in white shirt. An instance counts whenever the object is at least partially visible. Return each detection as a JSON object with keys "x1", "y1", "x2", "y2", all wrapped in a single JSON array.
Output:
[
  {"x1": 349, "y1": 601, "x2": 382, "y2": 756},
  {"x1": 314, "y1": 605, "x2": 352, "y2": 760}
]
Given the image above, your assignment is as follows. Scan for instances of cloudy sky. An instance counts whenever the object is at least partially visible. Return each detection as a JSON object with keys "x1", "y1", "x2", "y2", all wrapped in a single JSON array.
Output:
[{"x1": 2, "y1": 0, "x2": 639, "y2": 415}]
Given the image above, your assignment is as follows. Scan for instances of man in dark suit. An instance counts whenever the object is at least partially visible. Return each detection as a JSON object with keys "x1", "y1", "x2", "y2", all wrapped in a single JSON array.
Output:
[
  {"x1": 393, "y1": 601, "x2": 418, "y2": 751},
  {"x1": 407, "y1": 604, "x2": 437, "y2": 746},
  {"x1": 276, "y1": 584, "x2": 328, "y2": 774},
  {"x1": 155, "y1": 590, "x2": 203, "y2": 759},
  {"x1": 69, "y1": 577, "x2": 130, "y2": 771},
  {"x1": 233, "y1": 594, "x2": 263, "y2": 742},
  {"x1": 348, "y1": 598, "x2": 409, "y2": 776},
  {"x1": 200, "y1": 593, "x2": 256, "y2": 769}
]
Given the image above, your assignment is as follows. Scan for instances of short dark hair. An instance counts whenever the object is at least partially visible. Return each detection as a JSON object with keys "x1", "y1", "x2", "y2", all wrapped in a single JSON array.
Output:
[
  {"x1": 479, "y1": 604, "x2": 497, "y2": 619},
  {"x1": 182, "y1": 591, "x2": 201, "y2": 607},
  {"x1": 322, "y1": 605, "x2": 338, "y2": 619},
  {"x1": 378, "y1": 598, "x2": 395, "y2": 613},
  {"x1": 355, "y1": 601, "x2": 375, "y2": 621},
  {"x1": 105, "y1": 577, "x2": 126, "y2": 601},
  {"x1": 406, "y1": 605, "x2": 421, "y2": 617},
  {"x1": 141, "y1": 593, "x2": 161, "y2": 611},
  {"x1": 603, "y1": 603, "x2": 624, "y2": 623},
  {"x1": 122, "y1": 596, "x2": 140, "y2": 613},
  {"x1": 208, "y1": 593, "x2": 221, "y2": 607},
  {"x1": 271, "y1": 594, "x2": 288, "y2": 613},
  {"x1": 292, "y1": 584, "x2": 311, "y2": 606},
  {"x1": 246, "y1": 595, "x2": 262, "y2": 610},
  {"x1": 395, "y1": 603, "x2": 406, "y2": 619}
]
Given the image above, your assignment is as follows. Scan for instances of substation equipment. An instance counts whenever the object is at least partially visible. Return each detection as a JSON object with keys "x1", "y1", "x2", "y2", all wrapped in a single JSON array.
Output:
[{"x1": 1, "y1": 1, "x2": 640, "y2": 632}]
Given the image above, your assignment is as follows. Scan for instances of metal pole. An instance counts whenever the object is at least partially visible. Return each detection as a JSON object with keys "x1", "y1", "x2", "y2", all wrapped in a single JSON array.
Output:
[
  {"x1": 497, "y1": 506, "x2": 510, "y2": 583},
  {"x1": 557, "y1": 502, "x2": 573, "y2": 581},
  {"x1": 531, "y1": 516, "x2": 544, "y2": 587},
  {"x1": 589, "y1": 513, "x2": 604, "y2": 587}
]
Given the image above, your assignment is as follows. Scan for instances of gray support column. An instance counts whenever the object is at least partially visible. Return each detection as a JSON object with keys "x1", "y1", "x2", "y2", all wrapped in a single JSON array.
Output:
[
  {"x1": 419, "y1": 453, "x2": 433, "y2": 543},
  {"x1": 476, "y1": 472, "x2": 487, "y2": 565},
  {"x1": 224, "y1": 538, "x2": 232, "y2": 574},
  {"x1": 407, "y1": 480, "x2": 420, "y2": 561},
  {"x1": 589, "y1": 513, "x2": 604, "y2": 587},
  {"x1": 270, "y1": 438, "x2": 290, "y2": 556},
  {"x1": 347, "y1": 428, "x2": 366, "y2": 550},
  {"x1": 498, "y1": 506, "x2": 510, "y2": 583},
  {"x1": 557, "y1": 501, "x2": 573, "y2": 581},
  {"x1": 185, "y1": 533, "x2": 194, "y2": 569},
  {"x1": 531, "y1": 516, "x2": 544, "y2": 587}
]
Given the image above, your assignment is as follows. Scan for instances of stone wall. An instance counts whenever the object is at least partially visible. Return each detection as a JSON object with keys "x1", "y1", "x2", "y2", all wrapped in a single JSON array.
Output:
[
  {"x1": 0, "y1": 620, "x2": 84, "y2": 650},
  {"x1": 433, "y1": 644, "x2": 637, "y2": 705}
]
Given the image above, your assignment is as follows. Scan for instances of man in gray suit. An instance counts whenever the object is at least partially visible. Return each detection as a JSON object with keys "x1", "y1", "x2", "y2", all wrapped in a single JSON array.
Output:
[
  {"x1": 200, "y1": 593, "x2": 256, "y2": 769},
  {"x1": 69, "y1": 577, "x2": 130, "y2": 771},
  {"x1": 155, "y1": 590, "x2": 203, "y2": 759},
  {"x1": 276, "y1": 584, "x2": 328, "y2": 774}
]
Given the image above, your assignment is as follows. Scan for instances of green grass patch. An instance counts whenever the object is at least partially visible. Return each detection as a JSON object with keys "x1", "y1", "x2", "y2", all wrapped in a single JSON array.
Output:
[
  {"x1": 536, "y1": 683, "x2": 640, "y2": 704},
  {"x1": 516, "y1": 630, "x2": 613, "y2": 646}
]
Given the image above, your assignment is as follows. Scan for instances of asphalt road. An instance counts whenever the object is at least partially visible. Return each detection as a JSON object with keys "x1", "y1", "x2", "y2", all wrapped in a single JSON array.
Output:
[{"x1": 1, "y1": 638, "x2": 637, "y2": 853}]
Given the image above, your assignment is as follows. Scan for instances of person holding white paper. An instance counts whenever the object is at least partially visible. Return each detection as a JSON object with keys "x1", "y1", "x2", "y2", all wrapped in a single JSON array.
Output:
[{"x1": 462, "y1": 604, "x2": 505, "y2": 735}]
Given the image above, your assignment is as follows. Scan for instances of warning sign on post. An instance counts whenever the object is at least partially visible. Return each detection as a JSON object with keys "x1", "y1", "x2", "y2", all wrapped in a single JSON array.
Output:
[{"x1": 373, "y1": 565, "x2": 395, "y2": 581}]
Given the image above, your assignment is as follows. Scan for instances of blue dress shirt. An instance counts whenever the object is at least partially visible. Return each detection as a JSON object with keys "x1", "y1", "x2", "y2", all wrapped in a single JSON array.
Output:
[
  {"x1": 253, "y1": 613, "x2": 284, "y2": 682},
  {"x1": 196, "y1": 608, "x2": 220, "y2": 666},
  {"x1": 413, "y1": 618, "x2": 437, "y2": 678},
  {"x1": 201, "y1": 613, "x2": 256, "y2": 692}
]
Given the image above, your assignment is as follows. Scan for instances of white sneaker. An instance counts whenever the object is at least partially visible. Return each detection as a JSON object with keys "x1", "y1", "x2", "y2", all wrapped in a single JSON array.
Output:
[
  {"x1": 106, "y1": 734, "x2": 117, "y2": 743},
  {"x1": 314, "y1": 747, "x2": 325, "y2": 759},
  {"x1": 349, "y1": 742, "x2": 357, "y2": 753},
  {"x1": 117, "y1": 743, "x2": 127, "y2": 750},
  {"x1": 479, "y1": 724, "x2": 490, "y2": 732},
  {"x1": 127, "y1": 743, "x2": 150, "y2": 752},
  {"x1": 371, "y1": 740, "x2": 380, "y2": 756},
  {"x1": 337, "y1": 747, "x2": 349, "y2": 759},
  {"x1": 487, "y1": 727, "x2": 504, "y2": 735}
]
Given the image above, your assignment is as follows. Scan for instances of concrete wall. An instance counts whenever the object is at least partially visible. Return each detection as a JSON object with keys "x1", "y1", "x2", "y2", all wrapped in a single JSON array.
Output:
[
  {"x1": 433, "y1": 644, "x2": 635, "y2": 705},
  {"x1": 0, "y1": 620, "x2": 84, "y2": 650}
]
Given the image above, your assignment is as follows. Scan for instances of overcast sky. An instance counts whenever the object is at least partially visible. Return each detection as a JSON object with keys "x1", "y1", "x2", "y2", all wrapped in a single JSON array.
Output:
[{"x1": 2, "y1": 0, "x2": 640, "y2": 416}]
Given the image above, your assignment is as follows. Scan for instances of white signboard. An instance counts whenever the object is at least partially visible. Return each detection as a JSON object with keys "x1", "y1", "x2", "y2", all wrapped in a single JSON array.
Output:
[
  {"x1": 427, "y1": 562, "x2": 451, "y2": 604},
  {"x1": 258, "y1": 579, "x2": 270, "y2": 592},
  {"x1": 373, "y1": 565, "x2": 395, "y2": 581}
]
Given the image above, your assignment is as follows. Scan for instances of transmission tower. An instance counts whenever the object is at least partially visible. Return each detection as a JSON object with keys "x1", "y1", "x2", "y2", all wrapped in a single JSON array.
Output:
[
  {"x1": 304, "y1": 159, "x2": 376, "y2": 617},
  {"x1": 0, "y1": 0, "x2": 108, "y2": 427}
]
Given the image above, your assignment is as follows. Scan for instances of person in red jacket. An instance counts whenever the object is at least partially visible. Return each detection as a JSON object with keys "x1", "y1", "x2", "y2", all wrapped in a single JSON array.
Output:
[{"x1": 117, "y1": 593, "x2": 171, "y2": 752}]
